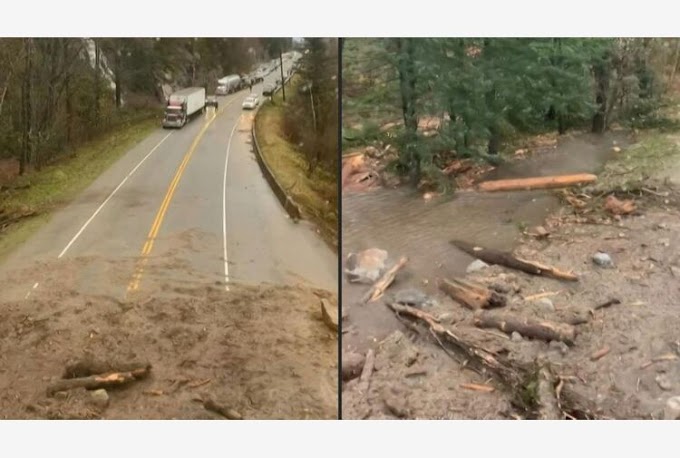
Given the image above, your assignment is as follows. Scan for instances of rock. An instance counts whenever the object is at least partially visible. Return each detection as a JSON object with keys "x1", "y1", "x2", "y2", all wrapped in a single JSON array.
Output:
[
  {"x1": 532, "y1": 226, "x2": 550, "y2": 238},
  {"x1": 320, "y1": 299, "x2": 338, "y2": 332},
  {"x1": 659, "y1": 238, "x2": 671, "y2": 247},
  {"x1": 664, "y1": 396, "x2": 680, "y2": 420},
  {"x1": 612, "y1": 146, "x2": 621, "y2": 153},
  {"x1": 383, "y1": 389, "x2": 410, "y2": 418},
  {"x1": 393, "y1": 288, "x2": 434, "y2": 308},
  {"x1": 656, "y1": 374, "x2": 673, "y2": 391},
  {"x1": 671, "y1": 266, "x2": 680, "y2": 278},
  {"x1": 592, "y1": 252, "x2": 614, "y2": 268},
  {"x1": 549, "y1": 340, "x2": 569, "y2": 355},
  {"x1": 536, "y1": 298, "x2": 555, "y2": 312},
  {"x1": 489, "y1": 283, "x2": 512, "y2": 294},
  {"x1": 341, "y1": 352, "x2": 365, "y2": 382},
  {"x1": 345, "y1": 248, "x2": 388, "y2": 284},
  {"x1": 511, "y1": 331, "x2": 523, "y2": 342},
  {"x1": 89, "y1": 389, "x2": 109, "y2": 409},
  {"x1": 437, "y1": 312, "x2": 455, "y2": 324},
  {"x1": 466, "y1": 259, "x2": 489, "y2": 274}
]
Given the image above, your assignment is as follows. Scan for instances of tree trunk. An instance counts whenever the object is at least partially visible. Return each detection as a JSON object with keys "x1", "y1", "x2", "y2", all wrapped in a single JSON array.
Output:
[
  {"x1": 115, "y1": 50, "x2": 122, "y2": 109},
  {"x1": 93, "y1": 39, "x2": 101, "y2": 132},
  {"x1": 19, "y1": 38, "x2": 32, "y2": 176},
  {"x1": 396, "y1": 38, "x2": 419, "y2": 185},
  {"x1": 592, "y1": 54, "x2": 610, "y2": 133}
]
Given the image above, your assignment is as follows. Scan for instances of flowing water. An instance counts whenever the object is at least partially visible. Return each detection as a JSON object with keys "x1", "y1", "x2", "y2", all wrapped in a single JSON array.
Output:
[{"x1": 342, "y1": 131, "x2": 632, "y2": 353}]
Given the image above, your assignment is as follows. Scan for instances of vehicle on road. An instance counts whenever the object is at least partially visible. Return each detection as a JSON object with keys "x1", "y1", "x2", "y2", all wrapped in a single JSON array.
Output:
[
  {"x1": 215, "y1": 75, "x2": 242, "y2": 95},
  {"x1": 242, "y1": 94, "x2": 260, "y2": 110},
  {"x1": 162, "y1": 87, "x2": 206, "y2": 128},
  {"x1": 262, "y1": 84, "x2": 276, "y2": 97},
  {"x1": 206, "y1": 95, "x2": 219, "y2": 109}
]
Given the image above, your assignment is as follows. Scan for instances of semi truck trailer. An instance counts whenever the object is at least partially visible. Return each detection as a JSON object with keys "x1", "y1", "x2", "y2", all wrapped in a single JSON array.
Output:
[
  {"x1": 215, "y1": 75, "x2": 242, "y2": 95},
  {"x1": 162, "y1": 87, "x2": 206, "y2": 128}
]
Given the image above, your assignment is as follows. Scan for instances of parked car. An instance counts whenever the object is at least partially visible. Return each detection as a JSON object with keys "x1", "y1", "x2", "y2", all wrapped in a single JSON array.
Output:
[
  {"x1": 262, "y1": 84, "x2": 276, "y2": 97},
  {"x1": 242, "y1": 94, "x2": 260, "y2": 110}
]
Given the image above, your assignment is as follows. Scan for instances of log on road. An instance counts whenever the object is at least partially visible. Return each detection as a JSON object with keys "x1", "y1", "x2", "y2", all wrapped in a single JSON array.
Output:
[
  {"x1": 438, "y1": 277, "x2": 507, "y2": 310},
  {"x1": 474, "y1": 312, "x2": 576, "y2": 345},
  {"x1": 451, "y1": 240, "x2": 578, "y2": 282},
  {"x1": 477, "y1": 174, "x2": 597, "y2": 192}
]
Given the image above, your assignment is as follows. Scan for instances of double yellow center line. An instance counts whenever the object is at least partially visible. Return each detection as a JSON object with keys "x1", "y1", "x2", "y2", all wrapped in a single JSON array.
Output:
[{"x1": 127, "y1": 104, "x2": 230, "y2": 293}]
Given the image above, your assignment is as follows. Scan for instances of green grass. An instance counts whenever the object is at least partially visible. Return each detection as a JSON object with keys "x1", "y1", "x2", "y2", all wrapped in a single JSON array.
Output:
[
  {"x1": 0, "y1": 116, "x2": 159, "y2": 261},
  {"x1": 255, "y1": 89, "x2": 338, "y2": 251},
  {"x1": 591, "y1": 130, "x2": 680, "y2": 193}
]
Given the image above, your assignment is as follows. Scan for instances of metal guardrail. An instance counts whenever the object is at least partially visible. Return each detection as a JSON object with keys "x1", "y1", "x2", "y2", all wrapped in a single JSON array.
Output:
[{"x1": 250, "y1": 69, "x2": 303, "y2": 221}]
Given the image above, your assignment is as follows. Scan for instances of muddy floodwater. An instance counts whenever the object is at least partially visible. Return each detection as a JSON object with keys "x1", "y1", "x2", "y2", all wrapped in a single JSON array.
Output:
[{"x1": 342, "y1": 131, "x2": 631, "y2": 354}]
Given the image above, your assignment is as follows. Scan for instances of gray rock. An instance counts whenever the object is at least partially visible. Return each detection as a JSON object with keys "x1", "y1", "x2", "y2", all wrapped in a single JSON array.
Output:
[
  {"x1": 536, "y1": 298, "x2": 555, "y2": 312},
  {"x1": 89, "y1": 389, "x2": 109, "y2": 409},
  {"x1": 671, "y1": 266, "x2": 680, "y2": 278},
  {"x1": 341, "y1": 351, "x2": 365, "y2": 382},
  {"x1": 345, "y1": 248, "x2": 388, "y2": 284},
  {"x1": 466, "y1": 259, "x2": 489, "y2": 274},
  {"x1": 549, "y1": 340, "x2": 569, "y2": 355},
  {"x1": 664, "y1": 396, "x2": 680, "y2": 420},
  {"x1": 511, "y1": 331, "x2": 523, "y2": 342},
  {"x1": 656, "y1": 374, "x2": 673, "y2": 391},
  {"x1": 592, "y1": 252, "x2": 614, "y2": 268},
  {"x1": 659, "y1": 238, "x2": 671, "y2": 247},
  {"x1": 394, "y1": 288, "x2": 433, "y2": 307},
  {"x1": 490, "y1": 283, "x2": 512, "y2": 294}
]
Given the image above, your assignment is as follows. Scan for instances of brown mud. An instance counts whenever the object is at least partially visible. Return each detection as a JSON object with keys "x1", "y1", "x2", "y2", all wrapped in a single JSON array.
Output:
[{"x1": 0, "y1": 259, "x2": 338, "y2": 419}]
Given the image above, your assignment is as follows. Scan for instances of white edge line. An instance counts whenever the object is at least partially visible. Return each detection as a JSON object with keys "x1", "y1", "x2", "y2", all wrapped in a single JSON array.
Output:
[
  {"x1": 57, "y1": 131, "x2": 174, "y2": 259},
  {"x1": 223, "y1": 121, "x2": 240, "y2": 292}
]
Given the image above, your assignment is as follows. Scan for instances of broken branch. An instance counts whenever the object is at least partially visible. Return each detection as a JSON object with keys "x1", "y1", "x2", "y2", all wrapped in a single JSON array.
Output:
[{"x1": 362, "y1": 256, "x2": 408, "y2": 303}]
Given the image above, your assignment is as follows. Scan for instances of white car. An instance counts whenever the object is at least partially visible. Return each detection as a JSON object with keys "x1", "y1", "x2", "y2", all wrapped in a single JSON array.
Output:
[{"x1": 242, "y1": 94, "x2": 260, "y2": 110}]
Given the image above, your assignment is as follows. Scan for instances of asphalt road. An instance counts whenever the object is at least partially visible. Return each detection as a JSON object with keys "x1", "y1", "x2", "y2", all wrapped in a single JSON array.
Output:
[{"x1": 0, "y1": 58, "x2": 337, "y2": 301}]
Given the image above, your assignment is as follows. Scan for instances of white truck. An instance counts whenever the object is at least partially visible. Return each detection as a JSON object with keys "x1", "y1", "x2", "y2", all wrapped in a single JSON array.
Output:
[
  {"x1": 215, "y1": 75, "x2": 242, "y2": 95},
  {"x1": 162, "y1": 87, "x2": 206, "y2": 128}
]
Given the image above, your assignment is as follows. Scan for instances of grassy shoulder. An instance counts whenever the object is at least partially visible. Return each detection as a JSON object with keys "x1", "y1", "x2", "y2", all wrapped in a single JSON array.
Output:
[
  {"x1": 0, "y1": 114, "x2": 159, "y2": 261},
  {"x1": 254, "y1": 88, "x2": 338, "y2": 251},
  {"x1": 593, "y1": 129, "x2": 680, "y2": 194}
]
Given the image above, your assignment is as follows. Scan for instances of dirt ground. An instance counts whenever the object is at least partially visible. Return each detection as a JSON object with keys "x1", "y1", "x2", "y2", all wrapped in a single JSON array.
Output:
[
  {"x1": 342, "y1": 131, "x2": 680, "y2": 420},
  {"x1": 0, "y1": 260, "x2": 338, "y2": 420}
]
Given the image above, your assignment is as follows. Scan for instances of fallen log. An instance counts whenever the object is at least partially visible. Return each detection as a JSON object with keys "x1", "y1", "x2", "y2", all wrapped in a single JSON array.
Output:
[
  {"x1": 387, "y1": 302, "x2": 600, "y2": 419},
  {"x1": 477, "y1": 173, "x2": 597, "y2": 192},
  {"x1": 451, "y1": 240, "x2": 578, "y2": 282},
  {"x1": 362, "y1": 256, "x2": 408, "y2": 303},
  {"x1": 201, "y1": 398, "x2": 243, "y2": 420},
  {"x1": 474, "y1": 312, "x2": 576, "y2": 346},
  {"x1": 47, "y1": 365, "x2": 151, "y2": 396},
  {"x1": 358, "y1": 349, "x2": 375, "y2": 394},
  {"x1": 438, "y1": 277, "x2": 507, "y2": 310}
]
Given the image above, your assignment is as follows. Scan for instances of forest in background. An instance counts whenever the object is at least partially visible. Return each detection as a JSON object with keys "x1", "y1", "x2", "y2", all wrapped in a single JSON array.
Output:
[
  {"x1": 0, "y1": 38, "x2": 293, "y2": 175},
  {"x1": 343, "y1": 38, "x2": 680, "y2": 189}
]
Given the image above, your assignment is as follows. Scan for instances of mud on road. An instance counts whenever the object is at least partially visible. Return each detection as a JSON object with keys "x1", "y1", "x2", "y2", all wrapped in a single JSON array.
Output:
[{"x1": 0, "y1": 260, "x2": 338, "y2": 419}]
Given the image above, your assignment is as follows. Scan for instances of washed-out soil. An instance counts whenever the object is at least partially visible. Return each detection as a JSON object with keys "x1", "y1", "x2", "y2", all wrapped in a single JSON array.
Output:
[
  {"x1": 342, "y1": 131, "x2": 680, "y2": 420},
  {"x1": 0, "y1": 262, "x2": 338, "y2": 419}
]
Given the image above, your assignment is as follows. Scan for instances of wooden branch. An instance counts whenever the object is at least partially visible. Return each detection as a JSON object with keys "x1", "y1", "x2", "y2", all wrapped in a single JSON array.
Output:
[
  {"x1": 387, "y1": 302, "x2": 600, "y2": 419},
  {"x1": 474, "y1": 312, "x2": 576, "y2": 346},
  {"x1": 451, "y1": 240, "x2": 578, "y2": 282},
  {"x1": 362, "y1": 256, "x2": 408, "y2": 303},
  {"x1": 202, "y1": 398, "x2": 243, "y2": 420},
  {"x1": 438, "y1": 278, "x2": 507, "y2": 310},
  {"x1": 47, "y1": 365, "x2": 151, "y2": 396},
  {"x1": 477, "y1": 174, "x2": 597, "y2": 192}
]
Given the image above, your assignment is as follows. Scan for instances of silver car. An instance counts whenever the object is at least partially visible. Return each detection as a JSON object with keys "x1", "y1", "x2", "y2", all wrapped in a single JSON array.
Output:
[{"x1": 242, "y1": 94, "x2": 260, "y2": 110}]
